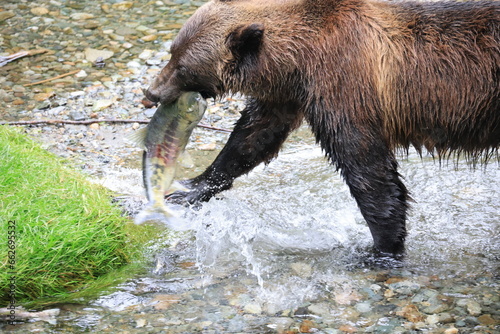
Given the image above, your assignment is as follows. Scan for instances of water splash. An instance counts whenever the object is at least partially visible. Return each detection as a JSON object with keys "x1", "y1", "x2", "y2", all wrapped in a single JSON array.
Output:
[{"x1": 179, "y1": 144, "x2": 499, "y2": 309}]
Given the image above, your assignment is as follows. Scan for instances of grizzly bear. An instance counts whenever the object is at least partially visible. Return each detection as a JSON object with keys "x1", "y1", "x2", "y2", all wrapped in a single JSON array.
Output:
[{"x1": 144, "y1": 0, "x2": 500, "y2": 257}]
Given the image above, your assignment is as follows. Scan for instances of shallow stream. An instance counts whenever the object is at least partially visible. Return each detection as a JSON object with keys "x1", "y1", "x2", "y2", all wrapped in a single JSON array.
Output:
[{"x1": 4, "y1": 131, "x2": 500, "y2": 333}]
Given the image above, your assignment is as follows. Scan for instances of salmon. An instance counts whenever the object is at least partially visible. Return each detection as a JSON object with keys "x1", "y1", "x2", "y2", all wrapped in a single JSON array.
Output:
[{"x1": 133, "y1": 92, "x2": 207, "y2": 225}]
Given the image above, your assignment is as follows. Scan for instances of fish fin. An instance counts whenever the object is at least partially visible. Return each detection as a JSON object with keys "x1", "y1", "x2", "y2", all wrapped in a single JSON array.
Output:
[
  {"x1": 135, "y1": 203, "x2": 194, "y2": 231},
  {"x1": 165, "y1": 180, "x2": 190, "y2": 195},
  {"x1": 178, "y1": 150, "x2": 194, "y2": 168},
  {"x1": 135, "y1": 203, "x2": 175, "y2": 225},
  {"x1": 126, "y1": 127, "x2": 148, "y2": 149}
]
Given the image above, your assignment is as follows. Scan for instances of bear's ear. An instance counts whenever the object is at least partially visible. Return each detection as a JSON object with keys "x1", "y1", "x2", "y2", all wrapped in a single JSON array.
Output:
[{"x1": 226, "y1": 23, "x2": 265, "y2": 59}]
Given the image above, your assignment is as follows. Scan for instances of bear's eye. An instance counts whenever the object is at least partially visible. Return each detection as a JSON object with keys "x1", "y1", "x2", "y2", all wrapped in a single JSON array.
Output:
[{"x1": 177, "y1": 65, "x2": 189, "y2": 76}]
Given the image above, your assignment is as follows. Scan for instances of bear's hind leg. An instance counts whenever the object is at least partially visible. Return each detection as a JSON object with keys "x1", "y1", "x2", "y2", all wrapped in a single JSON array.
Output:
[
  {"x1": 167, "y1": 99, "x2": 303, "y2": 204},
  {"x1": 320, "y1": 125, "x2": 410, "y2": 257},
  {"x1": 343, "y1": 151, "x2": 409, "y2": 257}
]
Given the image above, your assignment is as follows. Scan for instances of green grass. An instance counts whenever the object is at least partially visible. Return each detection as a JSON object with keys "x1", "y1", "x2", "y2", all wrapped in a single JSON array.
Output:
[{"x1": 0, "y1": 126, "x2": 157, "y2": 307}]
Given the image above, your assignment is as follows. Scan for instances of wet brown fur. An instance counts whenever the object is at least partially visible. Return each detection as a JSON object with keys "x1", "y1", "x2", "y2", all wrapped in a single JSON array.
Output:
[{"x1": 149, "y1": 0, "x2": 499, "y2": 162}]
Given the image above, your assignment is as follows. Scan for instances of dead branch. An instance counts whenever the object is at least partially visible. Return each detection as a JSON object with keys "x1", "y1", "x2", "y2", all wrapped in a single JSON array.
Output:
[
  {"x1": 23, "y1": 69, "x2": 81, "y2": 87},
  {"x1": 0, "y1": 119, "x2": 232, "y2": 133}
]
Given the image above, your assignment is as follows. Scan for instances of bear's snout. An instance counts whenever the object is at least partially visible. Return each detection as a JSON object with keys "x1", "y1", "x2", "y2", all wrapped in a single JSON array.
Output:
[
  {"x1": 144, "y1": 87, "x2": 161, "y2": 103},
  {"x1": 144, "y1": 81, "x2": 182, "y2": 105}
]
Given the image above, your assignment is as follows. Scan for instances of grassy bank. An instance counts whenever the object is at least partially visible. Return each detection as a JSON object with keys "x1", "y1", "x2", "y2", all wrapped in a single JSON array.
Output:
[{"x1": 0, "y1": 126, "x2": 154, "y2": 307}]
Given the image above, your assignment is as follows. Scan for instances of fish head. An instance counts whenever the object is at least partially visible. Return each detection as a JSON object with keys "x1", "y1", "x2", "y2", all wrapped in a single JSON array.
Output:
[{"x1": 178, "y1": 92, "x2": 208, "y2": 123}]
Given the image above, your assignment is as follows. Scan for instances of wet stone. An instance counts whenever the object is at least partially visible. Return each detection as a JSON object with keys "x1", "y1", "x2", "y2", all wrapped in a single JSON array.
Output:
[
  {"x1": 457, "y1": 299, "x2": 482, "y2": 316},
  {"x1": 243, "y1": 302, "x2": 262, "y2": 314},
  {"x1": 31, "y1": 7, "x2": 50, "y2": 16},
  {"x1": 355, "y1": 301, "x2": 372, "y2": 313},
  {"x1": 387, "y1": 280, "x2": 421, "y2": 295},
  {"x1": 70, "y1": 13, "x2": 95, "y2": 20},
  {"x1": 0, "y1": 12, "x2": 15, "y2": 22},
  {"x1": 69, "y1": 111, "x2": 86, "y2": 121}
]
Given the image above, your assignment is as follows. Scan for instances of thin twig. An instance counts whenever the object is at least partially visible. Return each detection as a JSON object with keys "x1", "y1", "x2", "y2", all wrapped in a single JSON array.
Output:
[
  {"x1": 23, "y1": 70, "x2": 81, "y2": 87},
  {"x1": 0, "y1": 119, "x2": 232, "y2": 133},
  {"x1": 0, "y1": 49, "x2": 48, "y2": 67}
]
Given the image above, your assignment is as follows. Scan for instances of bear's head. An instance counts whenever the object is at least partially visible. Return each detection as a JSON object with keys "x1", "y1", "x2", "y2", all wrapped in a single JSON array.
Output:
[{"x1": 145, "y1": 0, "x2": 271, "y2": 104}]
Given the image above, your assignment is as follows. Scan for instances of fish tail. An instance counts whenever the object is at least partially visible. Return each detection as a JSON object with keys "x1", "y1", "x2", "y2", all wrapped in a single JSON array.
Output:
[{"x1": 134, "y1": 203, "x2": 178, "y2": 225}]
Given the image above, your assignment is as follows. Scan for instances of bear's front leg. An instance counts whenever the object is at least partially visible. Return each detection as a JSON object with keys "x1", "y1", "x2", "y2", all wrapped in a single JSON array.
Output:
[{"x1": 167, "y1": 99, "x2": 303, "y2": 204}]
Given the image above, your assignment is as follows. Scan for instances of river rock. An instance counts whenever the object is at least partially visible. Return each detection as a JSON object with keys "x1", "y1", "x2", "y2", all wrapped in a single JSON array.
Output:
[
  {"x1": 31, "y1": 7, "x2": 49, "y2": 16},
  {"x1": 70, "y1": 13, "x2": 95, "y2": 20},
  {"x1": 139, "y1": 50, "x2": 154, "y2": 60},
  {"x1": 335, "y1": 290, "x2": 362, "y2": 305},
  {"x1": 424, "y1": 304, "x2": 449, "y2": 315},
  {"x1": 457, "y1": 299, "x2": 482, "y2": 316},
  {"x1": 198, "y1": 142, "x2": 217, "y2": 151},
  {"x1": 338, "y1": 324, "x2": 357, "y2": 333},
  {"x1": 85, "y1": 48, "x2": 114, "y2": 62},
  {"x1": 290, "y1": 262, "x2": 312, "y2": 278},
  {"x1": 149, "y1": 294, "x2": 181, "y2": 310},
  {"x1": 308, "y1": 302, "x2": 330, "y2": 316},
  {"x1": 355, "y1": 301, "x2": 372, "y2": 313},
  {"x1": 300, "y1": 319, "x2": 318, "y2": 333},
  {"x1": 141, "y1": 34, "x2": 157, "y2": 42},
  {"x1": 135, "y1": 318, "x2": 146, "y2": 328},
  {"x1": 146, "y1": 58, "x2": 162, "y2": 66},
  {"x1": 92, "y1": 99, "x2": 114, "y2": 111},
  {"x1": 478, "y1": 314, "x2": 497, "y2": 325},
  {"x1": 112, "y1": 1, "x2": 134, "y2": 10},
  {"x1": 388, "y1": 280, "x2": 421, "y2": 295},
  {"x1": 69, "y1": 111, "x2": 86, "y2": 121},
  {"x1": 268, "y1": 317, "x2": 294, "y2": 332},
  {"x1": 243, "y1": 302, "x2": 262, "y2": 314},
  {"x1": 0, "y1": 12, "x2": 15, "y2": 22},
  {"x1": 396, "y1": 304, "x2": 425, "y2": 323}
]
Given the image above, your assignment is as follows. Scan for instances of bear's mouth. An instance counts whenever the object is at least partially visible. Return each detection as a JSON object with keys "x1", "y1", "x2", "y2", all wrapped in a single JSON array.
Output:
[{"x1": 199, "y1": 90, "x2": 216, "y2": 100}]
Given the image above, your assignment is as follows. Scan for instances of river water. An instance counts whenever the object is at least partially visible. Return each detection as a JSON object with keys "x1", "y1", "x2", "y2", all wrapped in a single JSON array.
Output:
[{"x1": 1, "y1": 0, "x2": 499, "y2": 333}]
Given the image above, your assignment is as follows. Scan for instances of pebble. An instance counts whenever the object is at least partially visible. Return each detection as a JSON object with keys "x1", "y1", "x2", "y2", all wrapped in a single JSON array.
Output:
[
  {"x1": 69, "y1": 111, "x2": 86, "y2": 121},
  {"x1": 84, "y1": 48, "x2": 114, "y2": 62},
  {"x1": 146, "y1": 58, "x2": 162, "y2": 66},
  {"x1": 290, "y1": 262, "x2": 313, "y2": 278},
  {"x1": 198, "y1": 142, "x2": 217, "y2": 151},
  {"x1": 33, "y1": 93, "x2": 53, "y2": 102},
  {"x1": 112, "y1": 2, "x2": 134, "y2": 10},
  {"x1": 139, "y1": 50, "x2": 154, "y2": 59},
  {"x1": 338, "y1": 324, "x2": 357, "y2": 333},
  {"x1": 31, "y1": 7, "x2": 49, "y2": 16},
  {"x1": 70, "y1": 13, "x2": 94, "y2": 20},
  {"x1": 243, "y1": 303, "x2": 262, "y2": 314},
  {"x1": 0, "y1": 12, "x2": 15, "y2": 22},
  {"x1": 396, "y1": 304, "x2": 425, "y2": 323},
  {"x1": 12, "y1": 85, "x2": 26, "y2": 93},
  {"x1": 92, "y1": 99, "x2": 114, "y2": 112},
  {"x1": 135, "y1": 318, "x2": 146, "y2": 328},
  {"x1": 141, "y1": 34, "x2": 158, "y2": 42},
  {"x1": 457, "y1": 299, "x2": 482, "y2": 316},
  {"x1": 355, "y1": 301, "x2": 372, "y2": 313},
  {"x1": 387, "y1": 280, "x2": 421, "y2": 295},
  {"x1": 75, "y1": 70, "x2": 88, "y2": 78}
]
